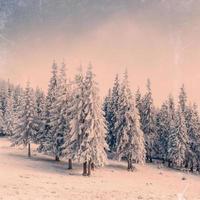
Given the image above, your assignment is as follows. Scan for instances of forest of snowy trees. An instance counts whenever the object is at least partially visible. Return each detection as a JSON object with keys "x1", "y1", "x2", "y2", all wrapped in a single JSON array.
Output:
[{"x1": 0, "y1": 62, "x2": 200, "y2": 176}]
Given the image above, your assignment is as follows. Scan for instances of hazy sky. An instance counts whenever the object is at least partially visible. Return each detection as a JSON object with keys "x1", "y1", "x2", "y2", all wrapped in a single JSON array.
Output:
[{"x1": 0, "y1": 0, "x2": 200, "y2": 106}]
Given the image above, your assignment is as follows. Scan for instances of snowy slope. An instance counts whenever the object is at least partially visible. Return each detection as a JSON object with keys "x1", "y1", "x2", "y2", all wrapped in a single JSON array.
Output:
[{"x1": 0, "y1": 137, "x2": 199, "y2": 200}]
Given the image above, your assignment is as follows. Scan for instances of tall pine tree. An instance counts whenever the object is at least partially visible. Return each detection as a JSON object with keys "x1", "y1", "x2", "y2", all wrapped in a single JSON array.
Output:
[
  {"x1": 116, "y1": 71, "x2": 145, "y2": 171},
  {"x1": 37, "y1": 61, "x2": 59, "y2": 160},
  {"x1": 108, "y1": 74, "x2": 121, "y2": 153},
  {"x1": 11, "y1": 82, "x2": 36, "y2": 157},
  {"x1": 140, "y1": 79, "x2": 156, "y2": 162}
]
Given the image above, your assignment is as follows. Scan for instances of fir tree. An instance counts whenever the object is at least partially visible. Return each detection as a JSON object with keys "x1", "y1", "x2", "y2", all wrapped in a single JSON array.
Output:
[
  {"x1": 62, "y1": 67, "x2": 86, "y2": 172},
  {"x1": 4, "y1": 89, "x2": 15, "y2": 136},
  {"x1": 13, "y1": 85, "x2": 23, "y2": 113},
  {"x1": 0, "y1": 108, "x2": 5, "y2": 136},
  {"x1": 64, "y1": 66, "x2": 108, "y2": 176},
  {"x1": 52, "y1": 62, "x2": 69, "y2": 163},
  {"x1": 135, "y1": 87, "x2": 142, "y2": 116},
  {"x1": 140, "y1": 79, "x2": 156, "y2": 162},
  {"x1": 79, "y1": 66, "x2": 108, "y2": 175},
  {"x1": 108, "y1": 74, "x2": 121, "y2": 152},
  {"x1": 34, "y1": 87, "x2": 45, "y2": 119},
  {"x1": 116, "y1": 71, "x2": 145, "y2": 171},
  {"x1": 178, "y1": 85, "x2": 191, "y2": 169},
  {"x1": 167, "y1": 109, "x2": 188, "y2": 169},
  {"x1": 37, "y1": 61, "x2": 59, "y2": 160},
  {"x1": 179, "y1": 84, "x2": 187, "y2": 114},
  {"x1": 185, "y1": 104, "x2": 200, "y2": 171},
  {"x1": 0, "y1": 81, "x2": 7, "y2": 116},
  {"x1": 11, "y1": 82, "x2": 36, "y2": 157},
  {"x1": 103, "y1": 89, "x2": 112, "y2": 152},
  {"x1": 155, "y1": 101, "x2": 169, "y2": 162}
]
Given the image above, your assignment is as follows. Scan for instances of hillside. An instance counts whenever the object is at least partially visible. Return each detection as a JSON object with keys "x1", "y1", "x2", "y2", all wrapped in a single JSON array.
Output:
[{"x1": 0, "y1": 137, "x2": 199, "y2": 200}]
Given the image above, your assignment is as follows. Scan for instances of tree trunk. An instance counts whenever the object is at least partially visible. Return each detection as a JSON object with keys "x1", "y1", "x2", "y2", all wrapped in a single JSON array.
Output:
[
  {"x1": 190, "y1": 165, "x2": 193, "y2": 172},
  {"x1": 129, "y1": 160, "x2": 134, "y2": 172},
  {"x1": 87, "y1": 160, "x2": 91, "y2": 176},
  {"x1": 28, "y1": 143, "x2": 31, "y2": 157},
  {"x1": 197, "y1": 163, "x2": 200, "y2": 172},
  {"x1": 83, "y1": 162, "x2": 87, "y2": 176},
  {"x1": 127, "y1": 159, "x2": 130, "y2": 171},
  {"x1": 68, "y1": 159, "x2": 72, "y2": 170},
  {"x1": 91, "y1": 162, "x2": 95, "y2": 171},
  {"x1": 185, "y1": 160, "x2": 189, "y2": 169},
  {"x1": 55, "y1": 155, "x2": 60, "y2": 161},
  {"x1": 127, "y1": 158, "x2": 134, "y2": 172},
  {"x1": 146, "y1": 155, "x2": 149, "y2": 162},
  {"x1": 190, "y1": 160, "x2": 193, "y2": 172}
]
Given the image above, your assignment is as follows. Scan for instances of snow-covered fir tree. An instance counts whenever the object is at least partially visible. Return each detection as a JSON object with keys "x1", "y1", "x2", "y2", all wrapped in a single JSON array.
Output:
[
  {"x1": 155, "y1": 101, "x2": 170, "y2": 162},
  {"x1": 82, "y1": 66, "x2": 108, "y2": 174},
  {"x1": 64, "y1": 66, "x2": 108, "y2": 175},
  {"x1": 13, "y1": 85, "x2": 23, "y2": 113},
  {"x1": 4, "y1": 88, "x2": 15, "y2": 136},
  {"x1": 154, "y1": 95, "x2": 176, "y2": 163},
  {"x1": 0, "y1": 108, "x2": 5, "y2": 136},
  {"x1": 140, "y1": 79, "x2": 156, "y2": 162},
  {"x1": 135, "y1": 87, "x2": 142, "y2": 116},
  {"x1": 11, "y1": 82, "x2": 37, "y2": 157},
  {"x1": 185, "y1": 104, "x2": 200, "y2": 171},
  {"x1": 134, "y1": 105, "x2": 146, "y2": 164},
  {"x1": 34, "y1": 87, "x2": 45, "y2": 119},
  {"x1": 168, "y1": 95, "x2": 176, "y2": 121},
  {"x1": 51, "y1": 62, "x2": 69, "y2": 162},
  {"x1": 179, "y1": 84, "x2": 187, "y2": 114},
  {"x1": 116, "y1": 71, "x2": 145, "y2": 171},
  {"x1": 178, "y1": 85, "x2": 193, "y2": 169},
  {"x1": 37, "y1": 61, "x2": 59, "y2": 160},
  {"x1": 62, "y1": 67, "x2": 86, "y2": 171},
  {"x1": 103, "y1": 89, "x2": 113, "y2": 151},
  {"x1": 0, "y1": 81, "x2": 7, "y2": 116},
  {"x1": 167, "y1": 108, "x2": 189, "y2": 169},
  {"x1": 107, "y1": 74, "x2": 121, "y2": 152}
]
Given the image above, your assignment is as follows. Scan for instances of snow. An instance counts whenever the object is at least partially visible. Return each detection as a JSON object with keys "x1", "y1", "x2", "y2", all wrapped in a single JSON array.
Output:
[{"x1": 0, "y1": 137, "x2": 200, "y2": 200}]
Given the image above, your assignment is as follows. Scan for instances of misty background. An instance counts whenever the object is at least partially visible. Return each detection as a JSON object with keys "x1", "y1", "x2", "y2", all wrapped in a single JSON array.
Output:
[{"x1": 0, "y1": 0, "x2": 200, "y2": 106}]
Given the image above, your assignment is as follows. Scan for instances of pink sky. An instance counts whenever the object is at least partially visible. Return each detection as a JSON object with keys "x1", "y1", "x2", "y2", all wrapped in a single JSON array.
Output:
[{"x1": 1, "y1": 8, "x2": 200, "y2": 107}]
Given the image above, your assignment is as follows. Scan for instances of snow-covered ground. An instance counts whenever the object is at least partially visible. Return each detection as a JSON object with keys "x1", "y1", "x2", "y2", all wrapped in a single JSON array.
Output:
[{"x1": 0, "y1": 137, "x2": 199, "y2": 200}]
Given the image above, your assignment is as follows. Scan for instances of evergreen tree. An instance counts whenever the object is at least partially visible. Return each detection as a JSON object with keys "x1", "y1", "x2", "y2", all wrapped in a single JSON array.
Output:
[
  {"x1": 11, "y1": 82, "x2": 36, "y2": 157},
  {"x1": 178, "y1": 85, "x2": 191, "y2": 168},
  {"x1": 103, "y1": 89, "x2": 112, "y2": 152},
  {"x1": 37, "y1": 61, "x2": 59, "y2": 160},
  {"x1": 185, "y1": 104, "x2": 200, "y2": 171},
  {"x1": 135, "y1": 87, "x2": 142, "y2": 116},
  {"x1": 62, "y1": 68, "x2": 85, "y2": 171},
  {"x1": 0, "y1": 108, "x2": 5, "y2": 136},
  {"x1": 51, "y1": 62, "x2": 69, "y2": 162},
  {"x1": 167, "y1": 109, "x2": 188, "y2": 169},
  {"x1": 179, "y1": 84, "x2": 187, "y2": 114},
  {"x1": 0, "y1": 81, "x2": 7, "y2": 116},
  {"x1": 140, "y1": 79, "x2": 156, "y2": 162},
  {"x1": 64, "y1": 66, "x2": 108, "y2": 176},
  {"x1": 108, "y1": 74, "x2": 121, "y2": 152},
  {"x1": 155, "y1": 95, "x2": 176, "y2": 163},
  {"x1": 116, "y1": 71, "x2": 145, "y2": 171},
  {"x1": 79, "y1": 66, "x2": 108, "y2": 175},
  {"x1": 168, "y1": 95, "x2": 176, "y2": 121},
  {"x1": 13, "y1": 85, "x2": 23, "y2": 113},
  {"x1": 34, "y1": 87, "x2": 45, "y2": 119},
  {"x1": 134, "y1": 106, "x2": 146, "y2": 164},
  {"x1": 155, "y1": 102, "x2": 169, "y2": 162},
  {"x1": 4, "y1": 89, "x2": 15, "y2": 136}
]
